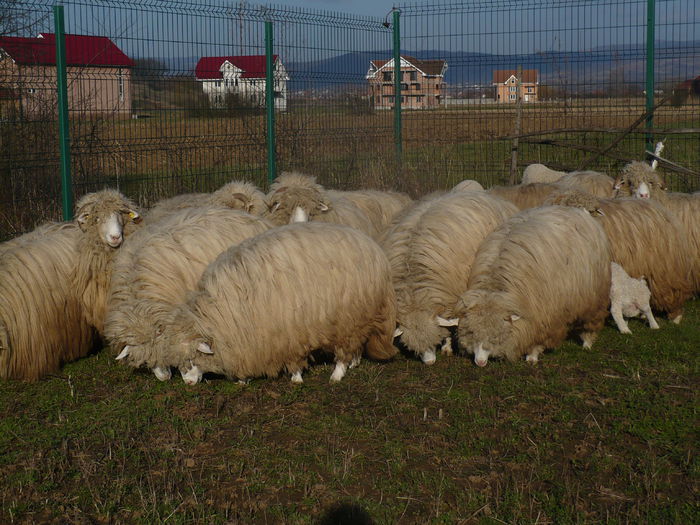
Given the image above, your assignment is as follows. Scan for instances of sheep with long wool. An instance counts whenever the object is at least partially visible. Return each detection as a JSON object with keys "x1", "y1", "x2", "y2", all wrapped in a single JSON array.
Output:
[
  {"x1": 521, "y1": 163, "x2": 567, "y2": 184},
  {"x1": 554, "y1": 191, "x2": 693, "y2": 323},
  {"x1": 453, "y1": 205, "x2": 612, "y2": 366},
  {"x1": 117, "y1": 222, "x2": 397, "y2": 384},
  {"x1": 327, "y1": 188, "x2": 413, "y2": 234},
  {"x1": 380, "y1": 192, "x2": 519, "y2": 364},
  {"x1": 556, "y1": 170, "x2": 616, "y2": 197},
  {"x1": 0, "y1": 189, "x2": 142, "y2": 381},
  {"x1": 105, "y1": 206, "x2": 272, "y2": 380},
  {"x1": 264, "y1": 172, "x2": 378, "y2": 237},
  {"x1": 146, "y1": 180, "x2": 267, "y2": 222},
  {"x1": 613, "y1": 161, "x2": 700, "y2": 294},
  {"x1": 486, "y1": 182, "x2": 560, "y2": 210}
]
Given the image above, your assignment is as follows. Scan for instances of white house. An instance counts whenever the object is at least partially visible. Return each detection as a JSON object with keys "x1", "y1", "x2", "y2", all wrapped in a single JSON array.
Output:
[{"x1": 194, "y1": 55, "x2": 288, "y2": 111}]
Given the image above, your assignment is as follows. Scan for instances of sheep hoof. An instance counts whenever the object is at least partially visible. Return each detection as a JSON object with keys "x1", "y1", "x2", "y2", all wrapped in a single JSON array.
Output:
[
  {"x1": 420, "y1": 350, "x2": 436, "y2": 365},
  {"x1": 330, "y1": 362, "x2": 347, "y2": 382},
  {"x1": 620, "y1": 327, "x2": 632, "y2": 335},
  {"x1": 525, "y1": 354, "x2": 539, "y2": 364},
  {"x1": 671, "y1": 315, "x2": 682, "y2": 325},
  {"x1": 649, "y1": 322, "x2": 660, "y2": 330},
  {"x1": 349, "y1": 356, "x2": 361, "y2": 369},
  {"x1": 290, "y1": 371, "x2": 303, "y2": 384},
  {"x1": 152, "y1": 366, "x2": 172, "y2": 381}
]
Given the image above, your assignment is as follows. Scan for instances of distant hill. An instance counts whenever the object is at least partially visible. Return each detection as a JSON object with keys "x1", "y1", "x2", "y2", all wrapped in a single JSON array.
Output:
[{"x1": 152, "y1": 40, "x2": 700, "y2": 93}]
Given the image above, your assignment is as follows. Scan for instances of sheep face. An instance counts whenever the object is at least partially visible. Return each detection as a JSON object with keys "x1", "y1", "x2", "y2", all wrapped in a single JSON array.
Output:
[
  {"x1": 457, "y1": 296, "x2": 523, "y2": 367},
  {"x1": 545, "y1": 189, "x2": 604, "y2": 216},
  {"x1": 178, "y1": 342, "x2": 215, "y2": 385},
  {"x1": 265, "y1": 186, "x2": 331, "y2": 225},
  {"x1": 613, "y1": 162, "x2": 667, "y2": 199},
  {"x1": 75, "y1": 190, "x2": 141, "y2": 248}
]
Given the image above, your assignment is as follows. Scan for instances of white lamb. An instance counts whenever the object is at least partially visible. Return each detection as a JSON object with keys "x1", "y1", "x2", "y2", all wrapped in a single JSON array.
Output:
[{"x1": 610, "y1": 262, "x2": 659, "y2": 333}]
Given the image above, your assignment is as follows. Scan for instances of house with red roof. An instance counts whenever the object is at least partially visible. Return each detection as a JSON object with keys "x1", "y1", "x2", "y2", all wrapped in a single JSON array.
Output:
[
  {"x1": 0, "y1": 33, "x2": 134, "y2": 119},
  {"x1": 493, "y1": 69, "x2": 539, "y2": 103},
  {"x1": 194, "y1": 55, "x2": 288, "y2": 111},
  {"x1": 366, "y1": 55, "x2": 447, "y2": 110}
]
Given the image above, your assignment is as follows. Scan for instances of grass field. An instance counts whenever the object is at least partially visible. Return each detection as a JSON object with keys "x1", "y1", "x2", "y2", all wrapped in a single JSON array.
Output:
[{"x1": 1, "y1": 299, "x2": 697, "y2": 524}]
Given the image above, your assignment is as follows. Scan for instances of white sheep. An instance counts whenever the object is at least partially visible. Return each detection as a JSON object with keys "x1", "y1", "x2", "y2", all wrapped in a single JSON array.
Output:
[
  {"x1": 146, "y1": 180, "x2": 267, "y2": 222},
  {"x1": 556, "y1": 170, "x2": 616, "y2": 198},
  {"x1": 451, "y1": 179, "x2": 485, "y2": 192},
  {"x1": 610, "y1": 262, "x2": 659, "y2": 334},
  {"x1": 380, "y1": 192, "x2": 519, "y2": 364},
  {"x1": 264, "y1": 172, "x2": 378, "y2": 237},
  {"x1": 105, "y1": 206, "x2": 272, "y2": 381},
  {"x1": 0, "y1": 189, "x2": 142, "y2": 381},
  {"x1": 452, "y1": 205, "x2": 612, "y2": 366},
  {"x1": 486, "y1": 182, "x2": 561, "y2": 210},
  {"x1": 613, "y1": 161, "x2": 700, "y2": 294},
  {"x1": 521, "y1": 164, "x2": 566, "y2": 184},
  {"x1": 327, "y1": 189, "x2": 413, "y2": 234},
  {"x1": 116, "y1": 222, "x2": 397, "y2": 384}
]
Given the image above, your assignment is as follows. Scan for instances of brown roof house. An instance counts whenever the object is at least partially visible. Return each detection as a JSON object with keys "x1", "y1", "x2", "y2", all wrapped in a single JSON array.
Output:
[
  {"x1": 367, "y1": 55, "x2": 447, "y2": 110},
  {"x1": 0, "y1": 33, "x2": 134, "y2": 120},
  {"x1": 493, "y1": 69, "x2": 539, "y2": 103}
]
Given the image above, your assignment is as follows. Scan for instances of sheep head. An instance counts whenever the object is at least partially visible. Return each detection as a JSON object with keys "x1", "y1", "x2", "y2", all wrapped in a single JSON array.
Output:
[
  {"x1": 456, "y1": 292, "x2": 524, "y2": 367},
  {"x1": 265, "y1": 185, "x2": 332, "y2": 225},
  {"x1": 75, "y1": 189, "x2": 142, "y2": 248},
  {"x1": 212, "y1": 181, "x2": 267, "y2": 215},
  {"x1": 613, "y1": 161, "x2": 667, "y2": 199}
]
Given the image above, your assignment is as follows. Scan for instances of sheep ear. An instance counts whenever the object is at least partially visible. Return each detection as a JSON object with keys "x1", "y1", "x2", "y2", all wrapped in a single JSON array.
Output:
[
  {"x1": 436, "y1": 316, "x2": 459, "y2": 327},
  {"x1": 229, "y1": 192, "x2": 249, "y2": 209},
  {"x1": 76, "y1": 212, "x2": 90, "y2": 231},
  {"x1": 319, "y1": 199, "x2": 331, "y2": 212},
  {"x1": 197, "y1": 342, "x2": 213, "y2": 355},
  {"x1": 115, "y1": 346, "x2": 130, "y2": 360},
  {"x1": 393, "y1": 327, "x2": 403, "y2": 338},
  {"x1": 126, "y1": 209, "x2": 142, "y2": 223},
  {"x1": 267, "y1": 200, "x2": 281, "y2": 213},
  {"x1": 594, "y1": 208, "x2": 605, "y2": 216}
]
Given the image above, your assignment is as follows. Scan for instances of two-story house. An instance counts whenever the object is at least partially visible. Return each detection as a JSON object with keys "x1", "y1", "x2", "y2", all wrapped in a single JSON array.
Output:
[
  {"x1": 493, "y1": 69, "x2": 539, "y2": 103},
  {"x1": 194, "y1": 55, "x2": 289, "y2": 111},
  {"x1": 366, "y1": 55, "x2": 447, "y2": 110},
  {"x1": 0, "y1": 33, "x2": 134, "y2": 119}
]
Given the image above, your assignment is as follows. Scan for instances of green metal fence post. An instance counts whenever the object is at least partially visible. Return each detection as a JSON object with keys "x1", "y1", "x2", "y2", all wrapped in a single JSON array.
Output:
[
  {"x1": 54, "y1": 5, "x2": 73, "y2": 220},
  {"x1": 265, "y1": 20, "x2": 276, "y2": 187},
  {"x1": 645, "y1": 0, "x2": 655, "y2": 155},
  {"x1": 392, "y1": 9, "x2": 402, "y2": 159}
]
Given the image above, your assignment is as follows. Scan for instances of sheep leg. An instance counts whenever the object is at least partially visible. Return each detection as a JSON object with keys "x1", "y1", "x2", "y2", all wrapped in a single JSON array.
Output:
[
  {"x1": 641, "y1": 305, "x2": 660, "y2": 330},
  {"x1": 330, "y1": 361, "x2": 348, "y2": 382},
  {"x1": 349, "y1": 355, "x2": 361, "y2": 369},
  {"x1": 610, "y1": 303, "x2": 632, "y2": 334},
  {"x1": 580, "y1": 331, "x2": 598, "y2": 349},
  {"x1": 525, "y1": 346, "x2": 544, "y2": 364},
  {"x1": 290, "y1": 371, "x2": 303, "y2": 384},
  {"x1": 440, "y1": 336, "x2": 453, "y2": 356}
]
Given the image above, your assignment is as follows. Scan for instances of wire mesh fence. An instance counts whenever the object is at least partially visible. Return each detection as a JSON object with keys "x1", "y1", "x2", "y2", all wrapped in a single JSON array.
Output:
[{"x1": 0, "y1": 0, "x2": 698, "y2": 239}]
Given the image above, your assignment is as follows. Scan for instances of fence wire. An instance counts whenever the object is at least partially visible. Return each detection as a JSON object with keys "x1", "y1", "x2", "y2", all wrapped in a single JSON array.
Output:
[{"x1": 0, "y1": 0, "x2": 698, "y2": 239}]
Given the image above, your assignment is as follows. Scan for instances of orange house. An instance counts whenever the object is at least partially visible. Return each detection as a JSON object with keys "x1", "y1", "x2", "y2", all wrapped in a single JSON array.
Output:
[
  {"x1": 0, "y1": 33, "x2": 134, "y2": 119},
  {"x1": 493, "y1": 69, "x2": 538, "y2": 103},
  {"x1": 367, "y1": 55, "x2": 447, "y2": 110}
]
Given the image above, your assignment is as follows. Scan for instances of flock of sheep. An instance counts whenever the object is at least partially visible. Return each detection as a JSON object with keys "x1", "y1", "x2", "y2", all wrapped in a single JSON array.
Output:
[{"x1": 0, "y1": 159, "x2": 698, "y2": 384}]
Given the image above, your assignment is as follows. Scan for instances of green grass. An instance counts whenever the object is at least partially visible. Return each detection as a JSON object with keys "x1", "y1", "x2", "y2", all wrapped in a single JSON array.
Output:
[{"x1": 1, "y1": 300, "x2": 698, "y2": 524}]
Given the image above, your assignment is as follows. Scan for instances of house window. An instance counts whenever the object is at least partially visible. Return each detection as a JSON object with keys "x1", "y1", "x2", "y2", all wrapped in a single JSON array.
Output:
[
  {"x1": 235, "y1": 79, "x2": 238, "y2": 87},
  {"x1": 118, "y1": 71, "x2": 124, "y2": 102},
  {"x1": 382, "y1": 71, "x2": 392, "y2": 82},
  {"x1": 509, "y1": 94, "x2": 516, "y2": 100},
  {"x1": 27, "y1": 88, "x2": 36, "y2": 94},
  {"x1": 409, "y1": 71, "x2": 417, "y2": 81},
  {"x1": 510, "y1": 86, "x2": 517, "y2": 92},
  {"x1": 412, "y1": 83, "x2": 420, "y2": 90},
  {"x1": 527, "y1": 87, "x2": 533, "y2": 93},
  {"x1": 416, "y1": 95, "x2": 423, "y2": 102},
  {"x1": 215, "y1": 80, "x2": 222, "y2": 87},
  {"x1": 401, "y1": 83, "x2": 408, "y2": 91}
]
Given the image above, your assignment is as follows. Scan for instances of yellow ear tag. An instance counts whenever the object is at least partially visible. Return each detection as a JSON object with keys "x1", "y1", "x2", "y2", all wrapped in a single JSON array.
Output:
[{"x1": 129, "y1": 212, "x2": 138, "y2": 219}]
